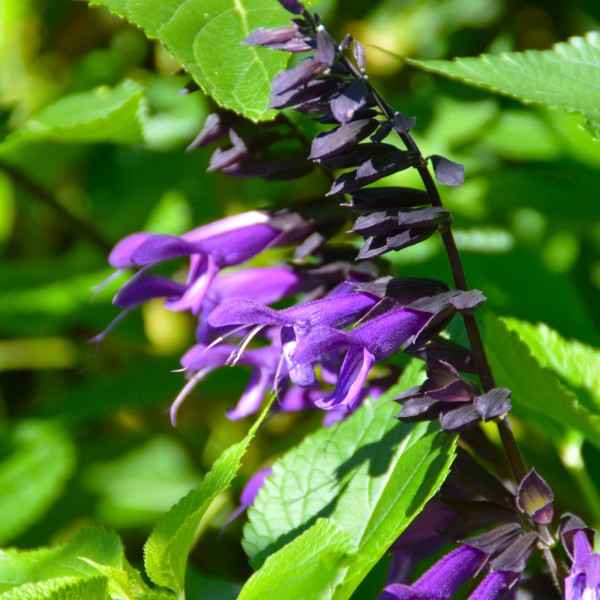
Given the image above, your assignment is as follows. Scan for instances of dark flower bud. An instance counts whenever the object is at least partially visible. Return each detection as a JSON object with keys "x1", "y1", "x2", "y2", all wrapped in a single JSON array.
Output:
[
  {"x1": 489, "y1": 532, "x2": 539, "y2": 572},
  {"x1": 353, "y1": 40, "x2": 367, "y2": 71},
  {"x1": 244, "y1": 25, "x2": 301, "y2": 46},
  {"x1": 440, "y1": 403, "x2": 482, "y2": 432},
  {"x1": 394, "y1": 112, "x2": 416, "y2": 133},
  {"x1": 347, "y1": 186, "x2": 430, "y2": 212},
  {"x1": 310, "y1": 118, "x2": 379, "y2": 159},
  {"x1": 269, "y1": 77, "x2": 343, "y2": 110},
  {"x1": 315, "y1": 26, "x2": 337, "y2": 65},
  {"x1": 339, "y1": 34, "x2": 352, "y2": 52},
  {"x1": 463, "y1": 522, "x2": 522, "y2": 555},
  {"x1": 315, "y1": 107, "x2": 378, "y2": 125},
  {"x1": 370, "y1": 119, "x2": 394, "y2": 142},
  {"x1": 316, "y1": 143, "x2": 398, "y2": 169},
  {"x1": 517, "y1": 469, "x2": 554, "y2": 525},
  {"x1": 328, "y1": 150, "x2": 418, "y2": 195},
  {"x1": 187, "y1": 112, "x2": 231, "y2": 151},
  {"x1": 271, "y1": 58, "x2": 328, "y2": 96},
  {"x1": 330, "y1": 78, "x2": 369, "y2": 124},
  {"x1": 207, "y1": 130, "x2": 250, "y2": 172},
  {"x1": 278, "y1": 0, "x2": 305, "y2": 14},
  {"x1": 474, "y1": 387, "x2": 511, "y2": 422},
  {"x1": 353, "y1": 277, "x2": 448, "y2": 304},
  {"x1": 430, "y1": 155, "x2": 465, "y2": 187},
  {"x1": 356, "y1": 227, "x2": 437, "y2": 260}
]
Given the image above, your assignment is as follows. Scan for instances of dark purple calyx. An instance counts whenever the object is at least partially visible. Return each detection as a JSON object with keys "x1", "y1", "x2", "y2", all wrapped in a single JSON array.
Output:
[{"x1": 517, "y1": 469, "x2": 554, "y2": 525}]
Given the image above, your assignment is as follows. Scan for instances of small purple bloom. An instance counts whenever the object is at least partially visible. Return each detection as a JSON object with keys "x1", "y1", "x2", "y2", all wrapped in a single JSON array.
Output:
[
  {"x1": 468, "y1": 571, "x2": 517, "y2": 600},
  {"x1": 380, "y1": 545, "x2": 487, "y2": 600},
  {"x1": 564, "y1": 529, "x2": 600, "y2": 600},
  {"x1": 223, "y1": 468, "x2": 273, "y2": 529}
]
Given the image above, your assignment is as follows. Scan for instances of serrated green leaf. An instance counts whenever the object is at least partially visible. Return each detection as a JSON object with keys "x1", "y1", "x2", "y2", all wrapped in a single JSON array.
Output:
[
  {"x1": 0, "y1": 80, "x2": 147, "y2": 156},
  {"x1": 0, "y1": 576, "x2": 108, "y2": 600},
  {"x1": 0, "y1": 527, "x2": 123, "y2": 593},
  {"x1": 143, "y1": 395, "x2": 276, "y2": 595},
  {"x1": 87, "y1": 0, "x2": 306, "y2": 121},
  {"x1": 483, "y1": 313, "x2": 600, "y2": 446},
  {"x1": 238, "y1": 519, "x2": 355, "y2": 600},
  {"x1": 502, "y1": 318, "x2": 600, "y2": 411},
  {"x1": 407, "y1": 32, "x2": 600, "y2": 139},
  {"x1": 83, "y1": 558, "x2": 172, "y2": 600},
  {"x1": 0, "y1": 420, "x2": 76, "y2": 544},
  {"x1": 243, "y1": 364, "x2": 455, "y2": 599}
]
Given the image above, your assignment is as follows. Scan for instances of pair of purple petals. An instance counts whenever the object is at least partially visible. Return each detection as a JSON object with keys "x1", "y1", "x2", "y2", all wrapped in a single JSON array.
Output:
[
  {"x1": 207, "y1": 292, "x2": 431, "y2": 412},
  {"x1": 380, "y1": 545, "x2": 517, "y2": 600}
]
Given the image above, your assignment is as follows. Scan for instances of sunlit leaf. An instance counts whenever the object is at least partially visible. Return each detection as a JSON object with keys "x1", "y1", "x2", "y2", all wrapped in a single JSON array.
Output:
[
  {"x1": 238, "y1": 519, "x2": 355, "y2": 600},
  {"x1": 244, "y1": 363, "x2": 456, "y2": 598},
  {"x1": 483, "y1": 314, "x2": 600, "y2": 446},
  {"x1": 143, "y1": 395, "x2": 275, "y2": 595},
  {"x1": 87, "y1": 0, "x2": 312, "y2": 121},
  {"x1": 408, "y1": 32, "x2": 600, "y2": 138},
  {"x1": 0, "y1": 81, "x2": 147, "y2": 156},
  {"x1": 0, "y1": 421, "x2": 76, "y2": 544},
  {"x1": 0, "y1": 576, "x2": 109, "y2": 600},
  {"x1": 0, "y1": 528, "x2": 122, "y2": 593},
  {"x1": 502, "y1": 318, "x2": 600, "y2": 412}
]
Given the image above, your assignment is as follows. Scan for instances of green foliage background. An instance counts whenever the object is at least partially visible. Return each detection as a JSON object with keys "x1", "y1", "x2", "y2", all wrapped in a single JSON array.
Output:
[{"x1": 0, "y1": 0, "x2": 599, "y2": 597}]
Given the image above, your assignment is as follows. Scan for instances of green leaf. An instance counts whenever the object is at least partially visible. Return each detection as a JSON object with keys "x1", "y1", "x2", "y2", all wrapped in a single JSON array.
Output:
[
  {"x1": 0, "y1": 420, "x2": 76, "y2": 544},
  {"x1": 0, "y1": 527, "x2": 123, "y2": 593},
  {"x1": 0, "y1": 576, "x2": 108, "y2": 600},
  {"x1": 84, "y1": 436, "x2": 202, "y2": 528},
  {"x1": 407, "y1": 32, "x2": 600, "y2": 138},
  {"x1": 87, "y1": 0, "x2": 301, "y2": 121},
  {"x1": 482, "y1": 314, "x2": 600, "y2": 446},
  {"x1": 501, "y1": 318, "x2": 600, "y2": 411},
  {"x1": 238, "y1": 519, "x2": 356, "y2": 600},
  {"x1": 243, "y1": 364, "x2": 456, "y2": 598},
  {"x1": 143, "y1": 395, "x2": 276, "y2": 595},
  {"x1": 0, "y1": 80, "x2": 147, "y2": 156}
]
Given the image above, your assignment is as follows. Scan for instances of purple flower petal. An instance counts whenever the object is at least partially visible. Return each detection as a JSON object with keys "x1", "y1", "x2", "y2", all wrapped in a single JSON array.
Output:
[
  {"x1": 226, "y1": 367, "x2": 273, "y2": 420},
  {"x1": 113, "y1": 276, "x2": 184, "y2": 308},
  {"x1": 109, "y1": 233, "x2": 154, "y2": 268},
  {"x1": 467, "y1": 571, "x2": 517, "y2": 600},
  {"x1": 314, "y1": 347, "x2": 375, "y2": 410},
  {"x1": 380, "y1": 546, "x2": 487, "y2": 600}
]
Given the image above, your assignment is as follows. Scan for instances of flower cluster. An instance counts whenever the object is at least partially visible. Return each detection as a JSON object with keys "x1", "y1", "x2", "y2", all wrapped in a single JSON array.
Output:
[{"x1": 99, "y1": 0, "x2": 599, "y2": 597}]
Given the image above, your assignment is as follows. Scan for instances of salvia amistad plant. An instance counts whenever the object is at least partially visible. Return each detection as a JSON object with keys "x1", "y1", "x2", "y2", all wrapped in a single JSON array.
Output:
[{"x1": 0, "y1": 0, "x2": 599, "y2": 599}]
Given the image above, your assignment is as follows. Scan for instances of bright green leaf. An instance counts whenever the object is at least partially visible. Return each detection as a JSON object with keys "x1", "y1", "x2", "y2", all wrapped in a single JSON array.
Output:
[
  {"x1": 0, "y1": 576, "x2": 108, "y2": 600},
  {"x1": 87, "y1": 0, "x2": 303, "y2": 121},
  {"x1": 502, "y1": 318, "x2": 600, "y2": 411},
  {"x1": 0, "y1": 420, "x2": 76, "y2": 544},
  {"x1": 0, "y1": 80, "x2": 147, "y2": 156},
  {"x1": 84, "y1": 436, "x2": 202, "y2": 528},
  {"x1": 238, "y1": 519, "x2": 355, "y2": 600},
  {"x1": 408, "y1": 32, "x2": 600, "y2": 138},
  {"x1": 244, "y1": 364, "x2": 456, "y2": 599},
  {"x1": 483, "y1": 314, "x2": 600, "y2": 447},
  {"x1": 143, "y1": 395, "x2": 276, "y2": 595},
  {"x1": 0, "y1": 527, "x2": 123, "y2": 593}
]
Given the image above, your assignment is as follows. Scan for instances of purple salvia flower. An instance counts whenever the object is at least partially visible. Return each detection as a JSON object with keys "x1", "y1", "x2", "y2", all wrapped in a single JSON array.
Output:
[
  {"x1": 380, "y1": 545, "x2": 487, "y2": 600},
  {"x1": 223, "y1": 467, "x2": 273, "y2": 529},
  {"x1": 468, "y1": 571, "x2": 518, "y2": 600},
  {"x1": 175, "y1": 343, "x2": 281, "y2": 422},
  {"x1": 564, "y1": 528, "x2": 600, "y2": 599},
  {"x1": 110, "y1": 211, "x2": 296, "y2": 316},
  {"x1": 207, "y1": 291, "x2": 379, "y2": 388}
]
